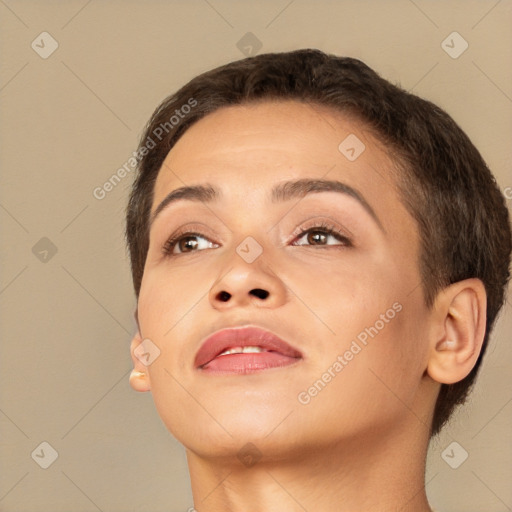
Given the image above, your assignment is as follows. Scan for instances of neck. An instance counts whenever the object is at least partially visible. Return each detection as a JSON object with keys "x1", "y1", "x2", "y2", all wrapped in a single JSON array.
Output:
[{"x1": 186, "y1": 420, "x2": 433, "y2": 512}]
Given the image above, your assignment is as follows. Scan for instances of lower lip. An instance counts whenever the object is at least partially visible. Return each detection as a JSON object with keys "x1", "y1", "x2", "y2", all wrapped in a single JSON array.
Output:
[{"x1": 199, "y1": 352, "x2": 301, "y2": 374}]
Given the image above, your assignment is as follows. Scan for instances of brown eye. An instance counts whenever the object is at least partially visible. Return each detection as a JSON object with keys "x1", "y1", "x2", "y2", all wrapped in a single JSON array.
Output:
[
  {"x1": 163, "y1": 233, "x2": 217, "y2": 256},
  {"x1": 306, "y1": 231, "x2": 328, "y2": 245},
  {"x1": 178, "y1": 236, "x2": 199, "y2": 252},
  {"x1": 293, "y1": 226, "x2": 352, "y2": 247}
]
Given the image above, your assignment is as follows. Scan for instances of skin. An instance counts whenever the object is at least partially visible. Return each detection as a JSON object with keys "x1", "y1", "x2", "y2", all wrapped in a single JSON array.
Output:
[{"x1": 129, "y1": 100, "x2": 487, "y2": 512}]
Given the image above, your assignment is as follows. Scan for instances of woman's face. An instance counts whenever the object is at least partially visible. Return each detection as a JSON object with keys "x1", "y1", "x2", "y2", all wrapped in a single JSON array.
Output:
[{"x1": 136, "y1": 100, "x2": 433, "y2": 460}]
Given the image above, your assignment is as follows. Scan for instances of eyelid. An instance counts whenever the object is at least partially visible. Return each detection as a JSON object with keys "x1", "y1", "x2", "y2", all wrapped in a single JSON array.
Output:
[
  {"x1": 161, "y1": 223, "x2": 219, "y2": 256},
  {"x1": 163, "y1": 222, "x2": 216, "y2": 241},
  {"x1": 288, "y1": 217, "x2": 354, "y2": 245}
]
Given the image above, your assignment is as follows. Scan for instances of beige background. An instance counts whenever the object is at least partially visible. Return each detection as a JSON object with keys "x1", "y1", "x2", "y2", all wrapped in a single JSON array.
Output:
[{"x1": 0, "y1": 1, "x2": 511, "y2": 511}]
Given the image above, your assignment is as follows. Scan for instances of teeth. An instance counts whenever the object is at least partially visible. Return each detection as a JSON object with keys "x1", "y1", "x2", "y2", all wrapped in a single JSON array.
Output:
[
  {"x1": 242, "y1": 346, "x2": 267, "y2": 354},
  {"x1": 218, "y1": 346, "x2": 268, "y2": 356}
]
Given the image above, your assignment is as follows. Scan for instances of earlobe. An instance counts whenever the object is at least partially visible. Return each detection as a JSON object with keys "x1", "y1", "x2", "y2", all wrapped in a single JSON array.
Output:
[
  {"x1": 427, "y1": 278, "x2": 487, "y2": 385},
  {"x1": 129, "y1": 330, "x2": 151, "y2": 392}
]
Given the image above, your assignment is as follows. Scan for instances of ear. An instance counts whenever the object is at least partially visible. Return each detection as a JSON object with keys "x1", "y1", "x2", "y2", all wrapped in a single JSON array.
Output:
[
  {"x1": 427, "y1": 278, "x2": 487, "y2": 384},
  {"x1": 129, "y1": 328, "x2": 151, "y2": 392}
]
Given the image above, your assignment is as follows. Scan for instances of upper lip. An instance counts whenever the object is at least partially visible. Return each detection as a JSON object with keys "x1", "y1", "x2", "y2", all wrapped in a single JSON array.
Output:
[{"x1": 194, "y1": 326, "x2": 303, "y2": 368}]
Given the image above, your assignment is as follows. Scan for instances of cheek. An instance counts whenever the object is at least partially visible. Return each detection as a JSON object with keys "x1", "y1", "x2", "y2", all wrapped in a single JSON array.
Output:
[
  {"x1": 293, "y1": 252, "x2": 427, "y2": 412},
  {"x1": 303, "y1": 308, "x2": 428, "y2": 438},
  {"x1": 347, "y1": 299, "x2": 430, "y2": 410},
  {"x1": 138, "y1": 262, "x2": 213, "y2": 337},
  {"x1": 281, "y1": 246, "x2": 378, "y2": 290},
  {"x1": 278, "y1": 249, "x2": 395, "y2": 335}
]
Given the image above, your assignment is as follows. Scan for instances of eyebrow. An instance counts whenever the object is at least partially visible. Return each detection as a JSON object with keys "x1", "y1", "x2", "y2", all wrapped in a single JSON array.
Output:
[{"x1": 150, "y1": 178, "x2": 385, "y2": 232}]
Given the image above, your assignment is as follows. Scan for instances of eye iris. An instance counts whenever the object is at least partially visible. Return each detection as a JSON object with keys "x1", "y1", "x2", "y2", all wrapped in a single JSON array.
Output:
[
  {"x1": 308, "y1": 231, "x2": 327, "y2": 245},
  {"x1": 179, "y1": 236, "x2": 198, "y2": 252}
]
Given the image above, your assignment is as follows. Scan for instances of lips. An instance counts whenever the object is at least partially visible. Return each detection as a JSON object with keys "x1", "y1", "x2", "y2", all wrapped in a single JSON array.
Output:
[{"x1": 194, "y1": 326, "x2": 303, "y2": 373}]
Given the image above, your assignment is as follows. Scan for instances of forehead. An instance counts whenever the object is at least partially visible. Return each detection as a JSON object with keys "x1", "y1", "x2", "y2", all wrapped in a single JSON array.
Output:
[
  {"x1": 151, "y1": 101, "x2": 407, "y2": 231},
  {"x1": 148, "y1": 100, "x2": 421, "y2": 279}
]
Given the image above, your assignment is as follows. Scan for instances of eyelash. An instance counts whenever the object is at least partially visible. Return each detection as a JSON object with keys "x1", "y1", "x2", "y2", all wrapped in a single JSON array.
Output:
[{"x1": 161, "y1": 221, "x2": 353, "y2": 257}]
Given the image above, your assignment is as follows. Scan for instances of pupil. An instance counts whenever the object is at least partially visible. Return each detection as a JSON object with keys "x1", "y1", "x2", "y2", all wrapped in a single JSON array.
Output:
[
  {"x1": 309, "y1": 231, "x2": 326, "y2": 245},
  {"x1": 180, "y1": 236, "x2": 198, "y2": 251}
]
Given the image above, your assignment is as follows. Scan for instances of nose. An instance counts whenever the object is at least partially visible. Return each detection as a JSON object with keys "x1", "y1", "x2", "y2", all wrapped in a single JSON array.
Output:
[{"x1": 208, "y1": 252, "x2": 287, "y2": 310}]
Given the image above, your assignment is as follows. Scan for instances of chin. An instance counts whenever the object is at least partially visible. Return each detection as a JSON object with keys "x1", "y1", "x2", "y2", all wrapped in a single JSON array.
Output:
[{"x1": 162, "y1": 401, "x2": 301, "y2": 459}]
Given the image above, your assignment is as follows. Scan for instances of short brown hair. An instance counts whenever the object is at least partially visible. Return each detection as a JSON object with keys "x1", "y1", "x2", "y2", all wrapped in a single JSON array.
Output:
[{"x1": 126, "y1": 49, "x2": 511, "y2": 437}]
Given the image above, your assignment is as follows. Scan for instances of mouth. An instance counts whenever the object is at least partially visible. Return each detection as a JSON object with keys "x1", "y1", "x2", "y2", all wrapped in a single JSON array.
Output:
[{"x1": 194, "y1": 326, "x2": 303, "y2": 374}]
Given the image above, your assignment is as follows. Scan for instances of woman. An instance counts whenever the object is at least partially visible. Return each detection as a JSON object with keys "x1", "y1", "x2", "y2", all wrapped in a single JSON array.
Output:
[{"x1": 125, "y1": 49, "x2": 511, "y2": 511}]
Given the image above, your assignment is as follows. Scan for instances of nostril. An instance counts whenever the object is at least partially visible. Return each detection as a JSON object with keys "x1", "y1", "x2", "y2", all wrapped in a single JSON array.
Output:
[
  {"x1": 250, "y1": 288, "x2": 269, "y2": 299},
  {"x1": 218, "y1": 291, "x2": 231, "y2": 302}
]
